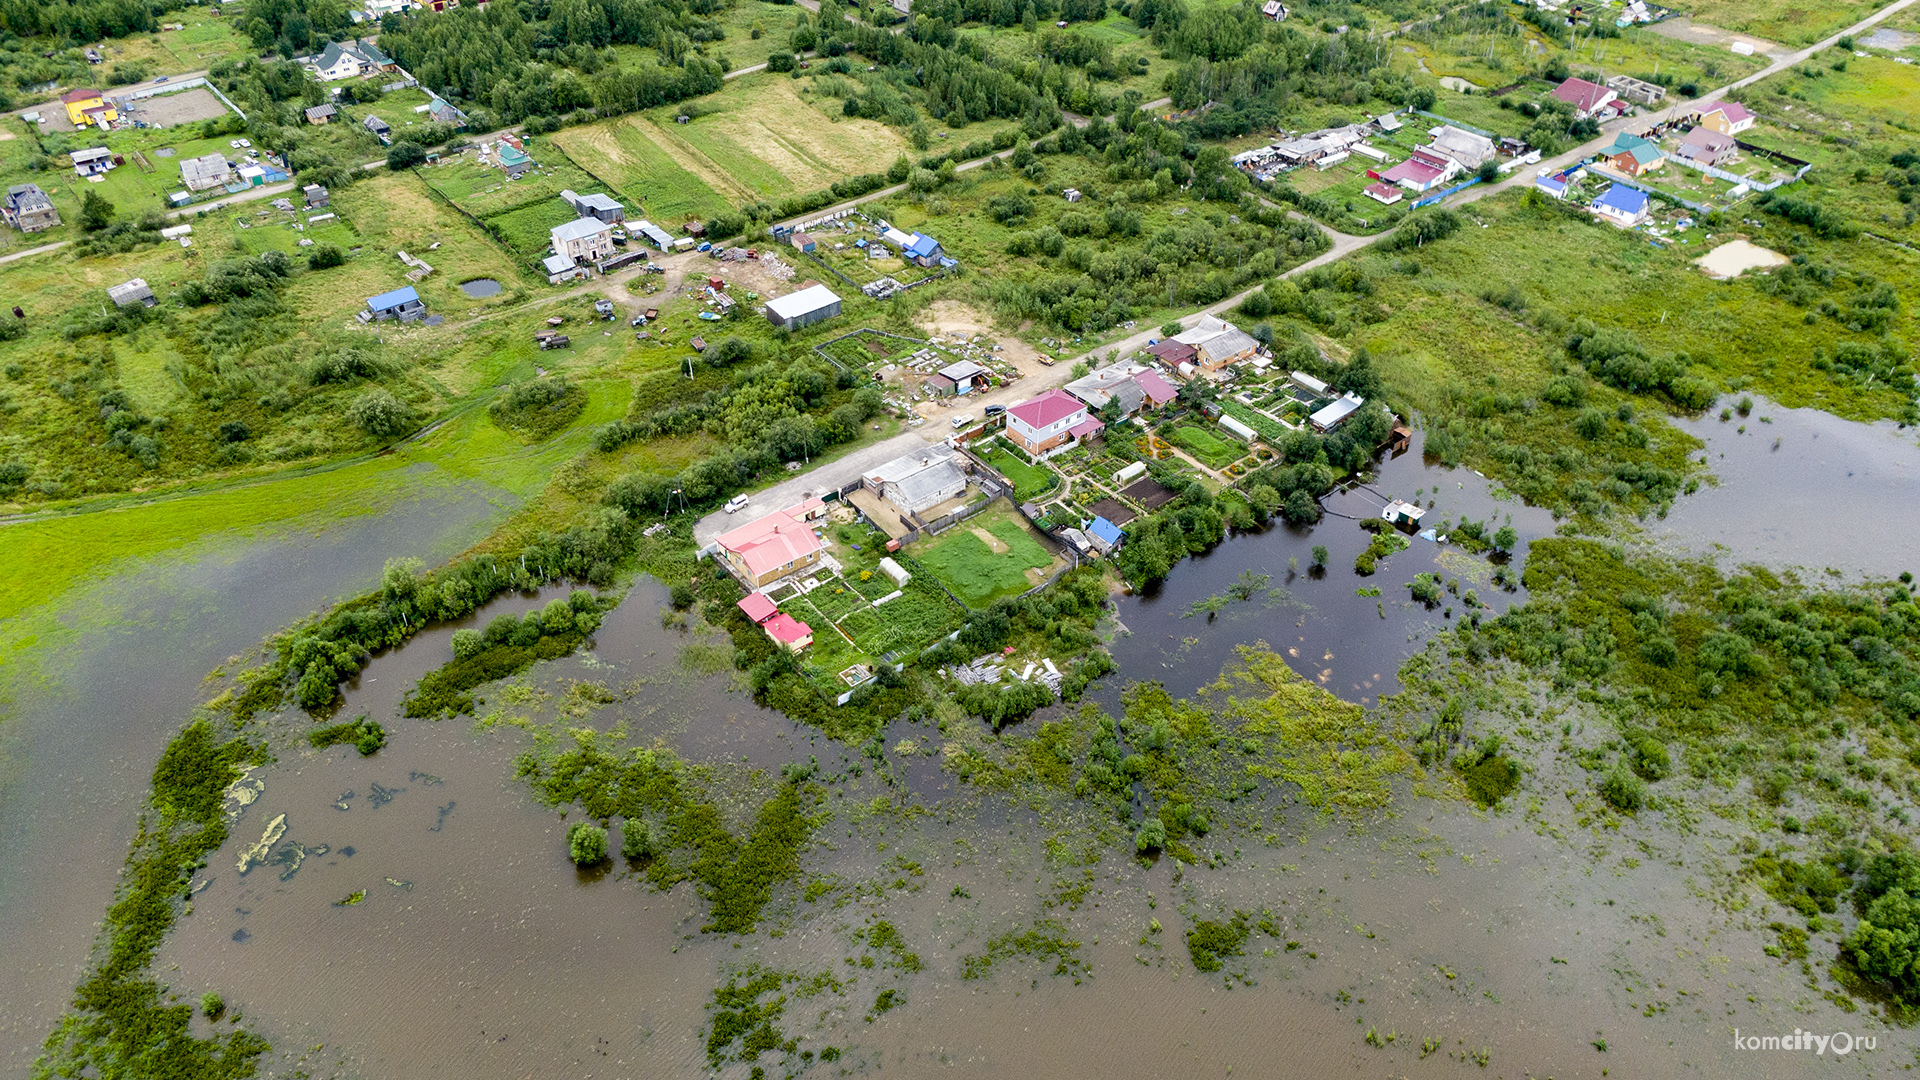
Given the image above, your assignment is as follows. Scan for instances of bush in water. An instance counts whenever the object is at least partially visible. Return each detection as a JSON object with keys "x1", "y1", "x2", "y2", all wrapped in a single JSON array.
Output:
[{"x1": 568, "y1": 822, "x2": 609, "y2": 866}]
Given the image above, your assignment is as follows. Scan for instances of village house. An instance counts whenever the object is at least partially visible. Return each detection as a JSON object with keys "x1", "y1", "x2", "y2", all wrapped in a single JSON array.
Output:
[
  {"x1": 427, "y1": 97, "x2": 468, "y2": 128},
  {"x1": 714, "y1": 499, "x2": 828, "y2": 588},
  {"x1": 179, "y1": 152, "x2": 233, "y2": 192},
  {"x1": 1377, "y1": 147, "x2": 1459, "y2": 194},
  {"x1": 1590, "y1": 183, "x2": 1651, "y2": 227},
  {"x1": 1533, "y1": 164, "x2": 1586, "y2": 199},
  {"x1": 1424, "y1": 125, "x2": 1496, "y2": 169},
  {"x1": 363, "y1": 285, "x2": 426, "y2": 322},
  {"x1": 1005, "y1": 388, "x2": 1101, "y2": 458},
  {"x1": 928, "y1": 359, "x2": 990, "y2": 397},
  {"x1": 4, "y1": 184, "x2": 60, "y2": 232},
  {"x1": 496, "y1": 143, "x2": 531, "y2": 178},
  {"x1": 1550, "y1": 76, "x2": 1618, "y2": 120},
  {"x1": 313, "y1": 41, "x2": 374, "y2": 81},
  {"x1": 1261, "y1": 0, "x2": 1288, "y2": 17},
  {"x1": 903, "y1": 231, "x2": 944, "y2": 267},
  {"x1": 304, "y1": 103, "x2": 338, "y2": 125},
  {"x1": 1364, "y1": 181, "x2": 1404, "y2": 205},
  {"x1": 863, "y1": 443, "x2": 968, "y2": 516},
  {"x1": 1696, "y1": 101, "x2": 1756, "y2": 135},
  {"x1": 1172, "y1": 315, "x2": 1261, "y2": 371},
  {"x1": 1064, "y1": 361, "x2": 1176, "y2": 420},
  {"x1": 302, "y1": 183, "x2": 330, "y2": 208},
  {"x1": 736, "y1": 593, "x2": 813, "y2": 653},
  {"x1": 1675, "y1": 126, "x2": 1737, "y2": 167},
  {"x1": 1600, "y1": 132, "x2": 1664, "y2": 176},
  {"x1": 550, "y1": 216, "x2": 615, "y2": 265},
  {"x1": 107, "y1": 278, "x2": 156, "y2": 307},
  {"x1": 71, "y1": 146, "x2": 115, "y2": 177},
  {"x1": 561, "y1": 189, "x2": 625, "y2": 224},
  {"x1": 60, "y1": 88, "x2": 116, "y2": 128},
  {"x1": 1146, "y1": 338, "x2": 1199, "y2": 372},
  {"x1": 763, "y1": 283, "x2": 842, "y2": 331}
]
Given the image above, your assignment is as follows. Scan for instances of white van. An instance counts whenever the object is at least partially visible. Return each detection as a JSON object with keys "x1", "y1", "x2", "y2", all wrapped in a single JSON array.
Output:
[
  {"x1": 724, "y1": 494, "x2": 750, "y2": 514},
  {"x1": 950, "y1": 414, "x2": 974, "y2": 429}
]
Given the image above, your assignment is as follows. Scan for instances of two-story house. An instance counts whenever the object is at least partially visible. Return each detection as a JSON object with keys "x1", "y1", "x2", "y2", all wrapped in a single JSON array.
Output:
[
  {"x1": 550, "y1": 216, "x2": 615, "y2": 266},
  {"x1": 1005, "y1": 388, "x2": 1103, "y2": 458}
]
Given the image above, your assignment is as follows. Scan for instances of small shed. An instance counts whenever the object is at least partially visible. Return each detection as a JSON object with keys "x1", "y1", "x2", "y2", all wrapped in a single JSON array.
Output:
[
  {"x1": 304, "y1": 103, "x2": 338, "y2": 125},
  {"x1": 302, "y1": 183, "x2": 330, "y2": 208},
  {"x1": 737, "y1": 592, "x2": 780, "y2": 624},
  {"x1": 1086, "y1": 516, "x2": 1123, "y2": 553},
  {"x1": 364, "y1": 285, "x2": 425, "y2": 322},
  {"x1": 1309, "y1": 393, "x2": 1365, "y2": 432},
  {"x1": 790, "y1": 231, "x2": 817, "y2": 253},
  {"x1": 363, "y1": 114, "x2": 391, "y2": 137}
]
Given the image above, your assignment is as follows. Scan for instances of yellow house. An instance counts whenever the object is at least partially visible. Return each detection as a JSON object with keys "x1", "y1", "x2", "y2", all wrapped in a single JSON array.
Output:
[{"x1": 61, "y1": 88, "x2": 117, "y2": 128}]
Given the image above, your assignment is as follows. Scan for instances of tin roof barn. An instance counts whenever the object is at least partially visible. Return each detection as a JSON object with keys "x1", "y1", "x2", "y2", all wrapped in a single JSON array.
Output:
[
  {"x1": 1309, "y1": 392, "x2": 1366, "y2": 432},
  {"x1": 763, "y1": 283, "x2": 842, "y2": 331}
]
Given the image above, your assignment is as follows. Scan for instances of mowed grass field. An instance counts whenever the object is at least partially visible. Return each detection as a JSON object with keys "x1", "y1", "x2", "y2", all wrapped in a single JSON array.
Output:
[
  {"x1": 551, "y1": 75, "x2": 911, "y2": 227},
  {"x1": 913, "y1": 503, "x2": 1057, "y2": 607}
]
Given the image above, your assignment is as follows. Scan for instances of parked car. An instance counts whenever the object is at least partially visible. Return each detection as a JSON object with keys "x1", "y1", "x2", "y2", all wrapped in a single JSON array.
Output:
[
  {"x1": 950, "y1": 414, "x2": 974, "y2": 429},
  {"x1": 724, "y1": 494, "x2": 750, "y2": 514},
  {"x1": 984, "y1": 404, "x2": 1006, "y2": 417}
]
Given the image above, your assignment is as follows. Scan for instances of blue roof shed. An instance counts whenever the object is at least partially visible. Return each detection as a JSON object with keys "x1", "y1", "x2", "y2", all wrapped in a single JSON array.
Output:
[
  {"x1": 1087, "y1": 516, "x2": 1123, "y2": 549},
  {"x1": 906, "y1": 232, "x2": 941, "y2": 259},
  {"x1": 367, "y1": 285, "x2": 420, "y2": 312}
]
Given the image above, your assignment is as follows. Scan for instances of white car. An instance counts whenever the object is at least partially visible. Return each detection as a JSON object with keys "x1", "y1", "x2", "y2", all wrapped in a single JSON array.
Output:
[
  {"x1": 239, "y1": 139, "x2": 251, "y2": 148},
  {"x1": 950, "y1": 414, "x2": 974, "y2": 429},
  {"x1": 724, "y1": 494, "x2": 750, "y2": 514}
]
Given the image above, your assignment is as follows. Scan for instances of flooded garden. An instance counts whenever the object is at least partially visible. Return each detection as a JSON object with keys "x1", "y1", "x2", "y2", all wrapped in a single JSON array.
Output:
[{"x1": 7, "y1": 408, "x2": 1919, "y2": 1080}]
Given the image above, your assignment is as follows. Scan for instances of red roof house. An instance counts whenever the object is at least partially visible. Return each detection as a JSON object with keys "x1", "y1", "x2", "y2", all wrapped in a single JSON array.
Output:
[
  {"x1": 1004, "y1": 388, "x2": 1091, "y2": 457},
  {"x1": 1551, "y1": 77, "x2": 1617, "y2": 119},
  {"x1": 1133, "y1": 370, "x2": 1178, "y2": 407},
  {"x1": 763, "y1": 612, "x2": 814, "y2": 651},
  {"x1": 1379, "y1": 153, "x2": 1452, "y2": 193},
  {"x1": 737, "y1": 592, "x2": 779, "y2": 624},
  {"x1": 1364, "y1": 182, "x2": 1404, "y2": 204},
  {"x1": 714, "y1": 500, "x2": 827, "y2": 587},
  {"x1": 1698, "y1": 100, "x2": 1755, "y2": 135},
  {"x1": 1146, "y1": 340, "x2": 1197, "y2": 368}
]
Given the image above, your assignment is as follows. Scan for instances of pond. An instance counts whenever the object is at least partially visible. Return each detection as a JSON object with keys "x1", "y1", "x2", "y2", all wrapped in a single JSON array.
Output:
[{"x1": 459, "y1": 278, "x2": 503, "y2": 298}]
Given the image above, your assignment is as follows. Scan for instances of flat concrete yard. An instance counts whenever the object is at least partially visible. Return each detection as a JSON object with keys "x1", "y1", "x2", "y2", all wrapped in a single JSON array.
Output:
[
  {"x1": 1695, "y1": 239, "x2": 1788, "y2": 279},
  {"x1": 125, "y1": 87, "x2": 230, "y2": 128}
]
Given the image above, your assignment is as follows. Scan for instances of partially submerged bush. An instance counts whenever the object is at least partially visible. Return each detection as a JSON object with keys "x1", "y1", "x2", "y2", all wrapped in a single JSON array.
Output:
[{"x1": 568, "y1": 822, "x2": 609, "y2": 866}]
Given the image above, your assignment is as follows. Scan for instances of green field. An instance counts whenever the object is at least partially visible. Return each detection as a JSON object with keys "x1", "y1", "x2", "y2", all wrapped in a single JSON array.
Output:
[
  {"x1": 912, "y1": 504, "x2": 1057, "y2": 606},
  {"x1": 979, "y1": 444, "x2": 1059, "y2": 500}
]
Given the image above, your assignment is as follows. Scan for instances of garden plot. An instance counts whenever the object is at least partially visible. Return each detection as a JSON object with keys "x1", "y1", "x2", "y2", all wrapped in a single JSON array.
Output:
[
  {"x1": 773, "y1": 523, "x2": 966, "y2": 683},
  {"x1": 909, "y1": 501, "x2": 1063, "y2": 607}
]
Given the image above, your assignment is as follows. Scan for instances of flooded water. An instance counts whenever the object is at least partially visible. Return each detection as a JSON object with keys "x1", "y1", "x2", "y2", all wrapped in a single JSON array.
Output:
[
  {"x1": 458, "y1": 278, "x2": 504, "y2": 298},
  {"x1": 0, "y1": 475, "x2": 514, "y2": 1077},
  {"x1": 1656, "y1": 399, "x2": 1920, "y2": 580},
  {"x1": 1103, "y1": 431, "x2": 1558, "y2": 705},
  {"x1": 8, "y1": 409, "x2": 1913, "y2": 1080}
]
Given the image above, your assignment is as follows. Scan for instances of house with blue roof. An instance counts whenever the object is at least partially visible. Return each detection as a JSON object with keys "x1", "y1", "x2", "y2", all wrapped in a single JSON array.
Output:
[
  {"x1": 363, "y1": 285, "x2": 426, "y2": 323},
  {"x1": 1086, "y1": 516, "x2": 1123, "y2": 553},
  {"x1": 1590, "y1": 183, "x2": 1650, "y2": 228},
  {"x1": 904, "y1": 231, "x2": 944, "y2": 267}
]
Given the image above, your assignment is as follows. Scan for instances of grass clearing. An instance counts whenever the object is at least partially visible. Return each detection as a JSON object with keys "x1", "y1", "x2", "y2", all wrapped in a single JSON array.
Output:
[
  {"x1": 911, "y1": 502, "x2": 1057, "y2": 607},
  {"x1": 1169, "y1": 425, "x2": 1243, "y2": 470}
]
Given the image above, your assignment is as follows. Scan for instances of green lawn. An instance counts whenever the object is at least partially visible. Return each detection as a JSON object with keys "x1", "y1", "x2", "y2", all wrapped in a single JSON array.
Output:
[
  {"x1": 1169, "y1": 424, "x2": 1242, "y2": 469},
  {"x1": 912, "y1": 506, "x2": 1056, "y2": 607},
  {"x1": 980, "y1": 444, "x2": 1059, "y2": 500}
]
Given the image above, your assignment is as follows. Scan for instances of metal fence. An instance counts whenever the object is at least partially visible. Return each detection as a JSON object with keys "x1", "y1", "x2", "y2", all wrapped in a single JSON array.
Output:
[{"x1": 1412, "y1": 176, "x2": 1484, "y2": 209}]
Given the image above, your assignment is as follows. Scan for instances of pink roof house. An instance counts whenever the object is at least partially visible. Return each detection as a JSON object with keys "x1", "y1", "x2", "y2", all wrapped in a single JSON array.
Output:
[
  {"x1": 737, "y1": 592, "x2": 780, "y2": 624},
  {"x1": 1551, "y1": 76, "x2": 1617, "y2": 119},
  {"x1": 715, "y1": 501, "x2": 826, "y2": 587},
  {"x1": 763, "y1": 612, "x2": 814, "y2": 651},
  {"x1": 1004, "y1": 388, "x2": 1092, "y2": 458}
]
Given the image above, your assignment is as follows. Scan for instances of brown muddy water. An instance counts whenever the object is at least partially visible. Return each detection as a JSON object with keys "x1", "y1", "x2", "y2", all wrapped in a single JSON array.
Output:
[
  {"x1": 1655, "y1": 400, "x2": 1920, "y2": 580},
  {"x1": 11, "y1": 415, "x2": 1919, "y2": 1079},
  {"x1": 0, "y1": 475, "x2": 514, "y2": 1078}
]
